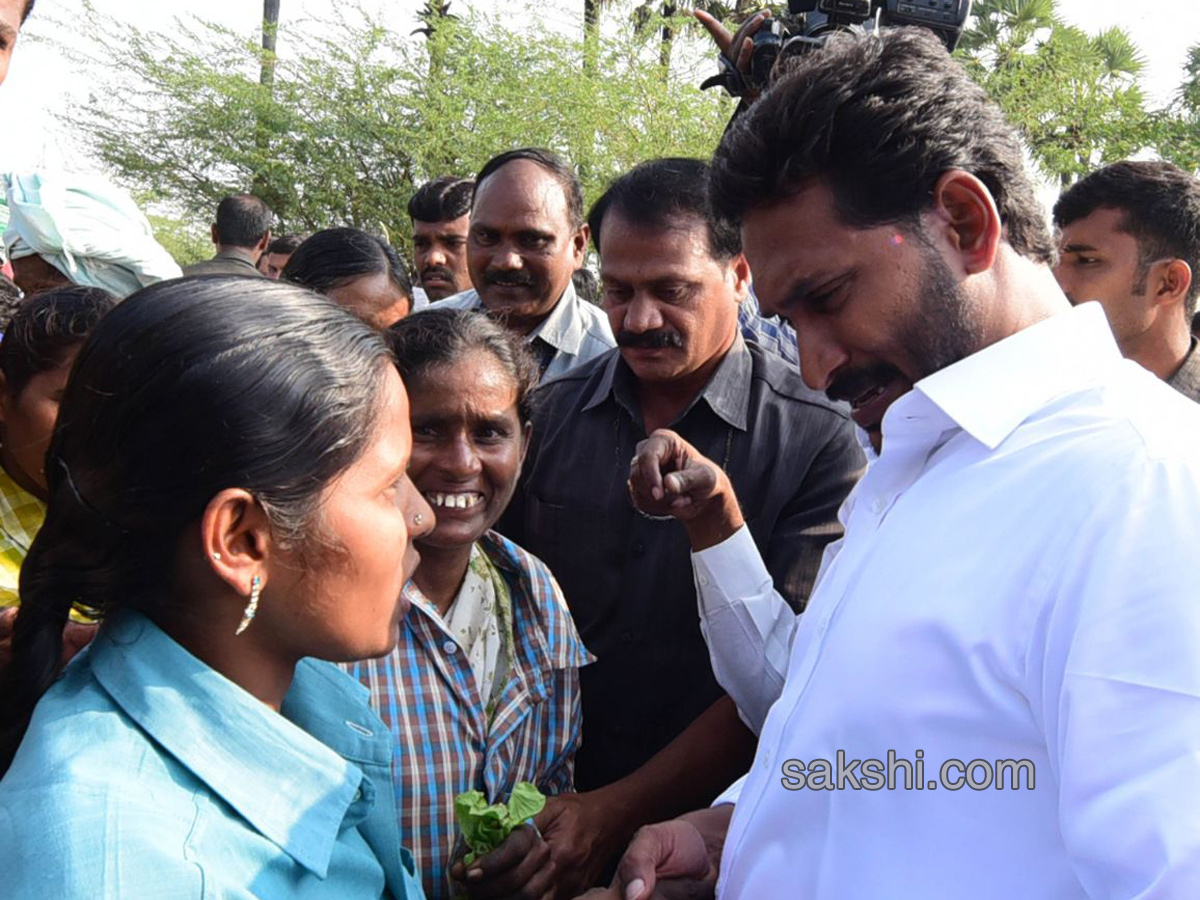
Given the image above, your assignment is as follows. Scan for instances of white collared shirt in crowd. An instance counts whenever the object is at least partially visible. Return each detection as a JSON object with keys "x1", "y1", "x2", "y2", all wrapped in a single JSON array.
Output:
[
  {"x1": 694, "y1": 302, "x2": 1200, "y2": 899},
  {"x1": 426, "y1": 281, "x2": 614, "y2": 381}
]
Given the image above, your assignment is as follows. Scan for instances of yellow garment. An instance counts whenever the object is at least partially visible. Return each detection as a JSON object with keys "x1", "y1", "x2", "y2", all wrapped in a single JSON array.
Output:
[{"x1": 0, "y1": 466, "x2": 89, "y2": 622}]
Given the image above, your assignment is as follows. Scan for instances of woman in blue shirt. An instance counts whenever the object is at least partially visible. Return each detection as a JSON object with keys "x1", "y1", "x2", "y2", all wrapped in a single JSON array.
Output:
[{"x1": 0, "y1": 277, "x2": 434, "y2": 899}]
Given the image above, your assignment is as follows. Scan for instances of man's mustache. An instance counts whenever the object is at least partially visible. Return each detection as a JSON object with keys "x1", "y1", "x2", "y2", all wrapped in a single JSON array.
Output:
[
  {"x1": 826, "y1": 363, "x2": 899, "y2": 405},
  {"x1": 617, "y1": 329, "x2": 684, "y2": 350},
  {"x1": 484, "y1": 270, "x2": 535, "y2": 288},
  {"x1": 421, "y1": 266, "x2": 455, "y2": 283}
]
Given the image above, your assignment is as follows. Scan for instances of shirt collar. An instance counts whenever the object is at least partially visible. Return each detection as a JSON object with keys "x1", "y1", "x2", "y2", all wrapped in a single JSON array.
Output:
[
  {"x1": 582, "y1": 335, "x2": 752, "y2": 431},
  {"x1": 213, "y1": 250, "x2": 259, "y2": 269},
  {"x1": 526, "y1": 280, "x2": 583, "y2": 354},
  {"x1": 445, "y1": 282, "x2": 591, "y2": 356},
  {"x1": 90, "y1": 612, "x2": 365, "y2": 877},
  {"x1": 896, "y1": 302, "x2": 1121, "y2": 450},
  {"x1": 1167, "y1": 336, "x2": 1200, "y2": 401}
]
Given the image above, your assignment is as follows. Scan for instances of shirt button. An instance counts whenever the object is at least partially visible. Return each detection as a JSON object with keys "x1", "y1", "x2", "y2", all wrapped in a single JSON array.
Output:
[
  {"x1": 353, "y1": 789, "x2": 363, "y2": 802},
  {"x1": 443, "y1": 641, "x2": 458, "y2": 654},
  {"x1": 631, "y1": 540, "x2": 646, "y2": 558},
  {"x1": 698, "y1": 574, "x2": 710, "y2": 587},
  {"x1": 871, "y1": 497, "x2": 885, "y2": 514}
]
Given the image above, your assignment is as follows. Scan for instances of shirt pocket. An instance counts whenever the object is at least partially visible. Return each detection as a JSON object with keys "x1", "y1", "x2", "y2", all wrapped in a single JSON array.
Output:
[{"x1": 525, "y1": 493, "x2": 619, "y2": 637}]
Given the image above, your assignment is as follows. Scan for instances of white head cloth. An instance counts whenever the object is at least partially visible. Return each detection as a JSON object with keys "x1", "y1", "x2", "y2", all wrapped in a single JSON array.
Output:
[{"x1": 3, "y1": 172, "x2": 182, "y2": 297}]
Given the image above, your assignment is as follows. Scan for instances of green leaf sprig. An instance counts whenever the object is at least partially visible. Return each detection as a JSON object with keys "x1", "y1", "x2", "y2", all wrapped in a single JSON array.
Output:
[{"x1": 454, "y1": 782, "x2": 546, "y2": 866}]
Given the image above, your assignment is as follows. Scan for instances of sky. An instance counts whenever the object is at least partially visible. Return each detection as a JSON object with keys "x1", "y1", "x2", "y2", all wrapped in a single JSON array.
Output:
[{"x1": 0, "y1": 0, "x2": 1195, "y2": 174}]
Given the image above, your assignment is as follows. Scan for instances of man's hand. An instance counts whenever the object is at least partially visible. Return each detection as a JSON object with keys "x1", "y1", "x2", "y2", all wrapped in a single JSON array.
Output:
[
  {"x1": 627, "y1": 430, "x2": 744, "y2": 550},
  {"x1": 0, "y1": 607, "x2": 17, "y2": 672},
  {"x1": 0, "y1": 609, "x2": 96, "y2": 678},
  {"x1": 536, "y1": 790, "x2": 631, "y2": 898},
  {"x1": 452, "y1": 824, "x2": 556, "y2": 900},
  {"x1": 61, "y1": 621, "x2": 97, "y2": 666},
  {"x1": 693, "y1": 9, "x2": 772, "y2": 103},
  {"x1": 569, "y1": 811, "x2": 728, "y2": 900}
]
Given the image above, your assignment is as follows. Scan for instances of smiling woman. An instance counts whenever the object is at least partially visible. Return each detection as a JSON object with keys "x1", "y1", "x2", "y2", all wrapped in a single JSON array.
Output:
[
  {"x1": 0, "y1": 277, "x2": 432, "y2": 899},
  {"x1": 346, "y1": 307, "x2": 591, "y2": 900}
]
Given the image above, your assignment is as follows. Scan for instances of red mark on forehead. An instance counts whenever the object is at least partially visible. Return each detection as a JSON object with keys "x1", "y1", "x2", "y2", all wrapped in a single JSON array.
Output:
[{"x1": 890, "y1": 234, "x2": 905, "y2": 246}]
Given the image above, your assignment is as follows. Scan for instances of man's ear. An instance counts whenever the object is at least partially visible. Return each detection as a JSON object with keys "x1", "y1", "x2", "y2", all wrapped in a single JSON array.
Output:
[
  {"x1": 928, "y1": 170, "x2": 1002, "y2": 276},
  {"x1": 518, "y1": 421, "x2": 533, "y2": 468},
  {"x1": 200, "y1": 488, "x2": 274, "y2": 598},
  {"x1": 255, "y1": 230, "x2": 272, "y2": 257},
  {"x1": 210, "y1": 223, "x2": 221, "y2": 248},
  {"x1": 729, "y1": 253, "x2": 752, "y2": 304},
  {"x1": 571, "y1": 225, "x2": 590, "y2": 267},
  {"x1": 1152, "y1": 258, "x2": 1193, "y2": 312}
]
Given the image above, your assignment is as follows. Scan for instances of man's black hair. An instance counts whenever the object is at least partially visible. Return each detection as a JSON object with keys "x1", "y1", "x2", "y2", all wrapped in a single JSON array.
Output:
[
  {"x1": 408, "y1": 177, "x2": 475, "y2": 224},
  {"x1": 474, "y1": 148, "x2": 584, "y2": 230},
  {"x1": 571, "y1": 268, "x2": 600, "y2": 305},
  {"x1": 588, "y1": 158, "x2": 741, "y2": 262},
  {"x1": 267, "y1": 233, "x2": 305, "y2": 256},
  {"x1": 1054, "y1": 160, "x2": 1200, "y2": 312},
  {"x1": 21, "y1": 0, "x2": 34, "y2": 23},
  {"x1": 214, "y1": 194, "x2": 273, "y2": 249},
  {"x1": 710, "y1": 28, "x2": 1055, "y2": 265},
  {"x1": 0, "y1": 284, "x2": 118, "y2": 398}
]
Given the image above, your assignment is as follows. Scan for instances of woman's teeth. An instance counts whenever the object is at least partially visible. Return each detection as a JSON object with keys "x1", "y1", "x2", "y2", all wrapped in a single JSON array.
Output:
[{"x1": 426, "y1": 492, "x2": 483, "y2": 510}]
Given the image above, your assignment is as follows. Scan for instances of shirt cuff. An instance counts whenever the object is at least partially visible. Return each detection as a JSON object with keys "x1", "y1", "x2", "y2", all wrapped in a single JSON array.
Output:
[
  {"x1": 712, "y1": 773, "x2": 747, "y2": 807},
  {"x1": 692, "y1": 525, "x2": 774, "y2": 614}
]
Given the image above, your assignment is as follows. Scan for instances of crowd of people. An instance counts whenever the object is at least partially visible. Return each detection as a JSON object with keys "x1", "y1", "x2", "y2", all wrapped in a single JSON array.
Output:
[{"x1": 1, "y1": 0, "x2": 1200, "y2": 897}]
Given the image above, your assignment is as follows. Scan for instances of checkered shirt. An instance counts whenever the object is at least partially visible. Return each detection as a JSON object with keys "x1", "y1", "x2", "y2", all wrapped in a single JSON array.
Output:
[
  {"x1": 0, "y1": 466, "x2": 45, "y2": 609},
  {"x1": 347, "y1": 531, "x2": 592, "y2": 900},
  {"x1": 739, "y1": 289, "x2": 800, "y2": 368}
]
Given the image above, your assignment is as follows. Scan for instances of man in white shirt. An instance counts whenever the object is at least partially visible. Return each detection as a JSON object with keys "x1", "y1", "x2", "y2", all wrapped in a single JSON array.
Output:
[
  {"x1": 430, "y1": 148, "x2": 614, "y2": 381},
  {"x1": 604, "y1": 28, "x2": 1200, "y2": 900}
]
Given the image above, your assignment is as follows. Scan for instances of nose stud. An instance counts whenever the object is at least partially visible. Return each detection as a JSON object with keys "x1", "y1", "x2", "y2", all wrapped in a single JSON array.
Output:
[{"x1": 414, "y1": 513, "x2": 425, "y2": 527}]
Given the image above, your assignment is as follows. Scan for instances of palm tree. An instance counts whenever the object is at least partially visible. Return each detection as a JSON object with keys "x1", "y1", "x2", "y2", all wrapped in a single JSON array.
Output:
[
  {"x1": 584, "y1": 0, "x2": 616, "y2": 73},
  {"x1": 415, "y1": 1, "x2": 458, "y2": 80},
  {"x1": 254, "y1": 0, "x2": 282, "y2": 200},
  {"x1": 632, "y1": 0, "x2": 732, "y2": 74},
  {"x1": 959, "y1": 0, "x2": 1056, "y2": 58},
  {"x1": 1090, "y1": 26, "x2": 1145, "y2": 82},
  {"x1": 261, "y1": 0, "x2": 280, "y2": 90}
]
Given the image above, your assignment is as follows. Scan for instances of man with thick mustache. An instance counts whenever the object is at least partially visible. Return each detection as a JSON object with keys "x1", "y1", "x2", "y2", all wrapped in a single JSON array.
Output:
[
  {"x1": 612, "y1": 28, "x2": 1200, "y2": 900},
  {"x1": 430, "y1": 149, "x2": 614, "y2": 381},
  {"x1": 498, "y1": 157, "x2": 863, "y2": 896}
]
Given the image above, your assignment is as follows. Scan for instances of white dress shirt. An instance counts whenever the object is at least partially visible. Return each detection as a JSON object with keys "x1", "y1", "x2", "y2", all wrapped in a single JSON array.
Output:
[
  {"x1": 696, "y1": 303, "x2": 1200, "y2": 899},
  {"x1": 424, "y1": 281, "x2": 614, "y2": 381}
]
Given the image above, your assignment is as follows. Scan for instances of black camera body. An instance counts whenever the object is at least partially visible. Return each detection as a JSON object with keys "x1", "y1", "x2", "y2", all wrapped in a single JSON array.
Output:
[{"x1": 706, "y1": 0, "x2": 972, "y2": 98}]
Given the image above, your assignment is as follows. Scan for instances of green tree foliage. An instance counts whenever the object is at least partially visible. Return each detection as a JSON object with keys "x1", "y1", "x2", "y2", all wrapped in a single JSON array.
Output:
[
  {"x1": 1154, "y1": 42, "x2": 1200, "y2": 173},
  {"x1": 959, "y1": 0, "x2": 1150, "y2": 185},
  {"x1": 66, "y1": 1, "x2": 732, "y2": 261}
]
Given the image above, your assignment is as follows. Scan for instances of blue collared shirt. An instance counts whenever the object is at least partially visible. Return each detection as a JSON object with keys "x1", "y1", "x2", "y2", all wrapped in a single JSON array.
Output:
[{"x1": 0, "y1": 612, "x2": 426, "y2": 900}]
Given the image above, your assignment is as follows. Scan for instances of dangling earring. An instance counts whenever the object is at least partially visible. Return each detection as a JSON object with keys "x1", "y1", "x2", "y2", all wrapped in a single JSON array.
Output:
[{"x1": 236, "y1": 575, "x2": 262, "y2": 636}]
